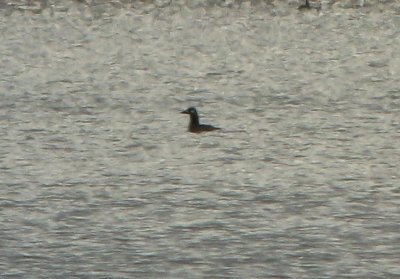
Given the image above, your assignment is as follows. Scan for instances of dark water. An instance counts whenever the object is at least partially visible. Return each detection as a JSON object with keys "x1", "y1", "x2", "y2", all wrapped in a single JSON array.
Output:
[{"x1": 1, "y1": 1, "x2": 399, "y2": 278}]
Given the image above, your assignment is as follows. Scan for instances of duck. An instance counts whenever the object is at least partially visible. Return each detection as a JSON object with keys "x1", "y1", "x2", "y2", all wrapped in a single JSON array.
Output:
[{"x1": 181, "y1": 107, "x2": 221, "y2": 133}]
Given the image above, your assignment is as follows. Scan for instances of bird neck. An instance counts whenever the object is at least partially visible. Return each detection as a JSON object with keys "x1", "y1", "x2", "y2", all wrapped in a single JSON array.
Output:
[{"x1": 190, "y1": 114, "x2": 200, "y2": 127}]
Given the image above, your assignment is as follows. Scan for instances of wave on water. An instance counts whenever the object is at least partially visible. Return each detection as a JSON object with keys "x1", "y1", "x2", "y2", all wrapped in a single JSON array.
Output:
[{"x1": 1, "y1": 0, "x2": 398, "y2": 15}]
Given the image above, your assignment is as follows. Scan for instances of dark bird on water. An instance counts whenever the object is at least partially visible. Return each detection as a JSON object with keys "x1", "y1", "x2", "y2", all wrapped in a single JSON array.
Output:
[
  {"x1": 298, "y1": 0, "x2": 311, "y2": 10},
  {"x1": 298, "y1": 0, "x2": 321, "y2": 11},
  {"x1": 181, "y1": 107, "x2": 221, "y2": 133}
]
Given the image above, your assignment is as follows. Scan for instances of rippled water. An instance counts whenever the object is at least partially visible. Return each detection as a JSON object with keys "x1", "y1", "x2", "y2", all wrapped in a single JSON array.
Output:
[{"x1": 1, "y1": 1, "x2": 399, "y2": 278}]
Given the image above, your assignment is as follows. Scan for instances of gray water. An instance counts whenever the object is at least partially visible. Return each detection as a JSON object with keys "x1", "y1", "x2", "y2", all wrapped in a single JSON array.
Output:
[{"x1": 1, "y1": 0, "x2": 399, "y2": 278}]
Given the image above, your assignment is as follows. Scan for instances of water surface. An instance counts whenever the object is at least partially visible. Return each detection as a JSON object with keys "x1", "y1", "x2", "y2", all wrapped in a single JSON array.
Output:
[{"x1": 1, "y1": 1, "x2": 399, "y2": 278}]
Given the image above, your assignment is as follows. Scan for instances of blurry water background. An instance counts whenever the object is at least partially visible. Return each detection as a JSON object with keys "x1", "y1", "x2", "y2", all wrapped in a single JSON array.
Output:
[{"x1": 1, "y1": 0, "x2": 399, "y2": 278}]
